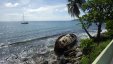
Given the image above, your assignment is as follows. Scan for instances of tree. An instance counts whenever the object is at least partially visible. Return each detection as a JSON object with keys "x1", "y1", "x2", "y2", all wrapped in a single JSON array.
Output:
[
  {"x1": 67, "y1": 0, "x2": 93, "y2": 39},
  {"x1": 106, "y1": 20, "x2": 113, "y2": 39},
  {"x1": 67, "y1": 0, "x2": 113, "y2": 42},
  {"x1": 82, "y1": 0, "x2": 113, "y2": 42}
]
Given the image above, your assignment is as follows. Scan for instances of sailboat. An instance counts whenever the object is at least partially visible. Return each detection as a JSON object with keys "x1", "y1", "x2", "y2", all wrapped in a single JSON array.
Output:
[{"x1": 21, "y1": 14, "x2": 29, "y2": 24}]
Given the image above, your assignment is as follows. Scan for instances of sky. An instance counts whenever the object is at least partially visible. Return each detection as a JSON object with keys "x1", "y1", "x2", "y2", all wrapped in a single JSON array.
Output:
[{"x1": 0, "y1": 0, "x2": 78, "y2": 21}]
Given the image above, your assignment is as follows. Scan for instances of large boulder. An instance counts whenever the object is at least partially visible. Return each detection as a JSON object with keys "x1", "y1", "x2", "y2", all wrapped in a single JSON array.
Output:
[{"x1": 54, "y1": 34, "x2": 77, "y2": 57}]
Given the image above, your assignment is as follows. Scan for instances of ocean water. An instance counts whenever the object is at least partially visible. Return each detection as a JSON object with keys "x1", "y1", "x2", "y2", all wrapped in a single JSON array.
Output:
[
  {"x1": 0, "y1": 21, "x2": 105, "y2": 64},
  {"x1": 0, "y1": 21, "x2": 82, "y2": 44}
]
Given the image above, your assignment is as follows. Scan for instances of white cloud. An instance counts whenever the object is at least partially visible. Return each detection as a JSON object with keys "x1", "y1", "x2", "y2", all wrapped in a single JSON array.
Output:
[
  {"x1": 19, "y1": 0, "x2": 31, "y2": 5},
  {"x1": 26, "y1": 4, "x2": 67, "y2": 13},
  {"x1": 27, "y1": 7, "x2": 49, "y2": 12},
  {"x1": 21, "y1": 4, "x2": 72, "y2": 21},
  {"x1": 4, "y1": 2, "x2": 19, "y2": 8},
  {"x1": 0, "y1": 4, "x2": 72, "y2": 21},
  {"x1": 64, "y1": 7, "x2": 67, "y2": 11}
]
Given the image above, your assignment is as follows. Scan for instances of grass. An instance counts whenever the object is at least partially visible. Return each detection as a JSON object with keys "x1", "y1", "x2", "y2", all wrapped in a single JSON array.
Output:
[{"x1": 80, "y1": 39, "x2": 111, "y2": 64}]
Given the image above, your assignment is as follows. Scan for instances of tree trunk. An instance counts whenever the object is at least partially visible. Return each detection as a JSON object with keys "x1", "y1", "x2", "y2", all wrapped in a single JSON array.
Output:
[
  {"x1": 79, "y1": 18, "x2": 93, "y2": 39},
  {"x1": 96, "y1": 22, "x2": 102, "y2": 42},
  {"x1": 83, "y1": 25, "x2": 93, "y2": 39}
]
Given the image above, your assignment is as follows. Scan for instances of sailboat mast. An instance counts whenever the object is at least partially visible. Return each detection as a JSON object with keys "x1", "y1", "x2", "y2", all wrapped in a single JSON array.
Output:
[
  {"x1": 23, "y1": 13, "x2": 24, "y2": 21},
  {"x1": 21, "y1": 13, "x2": 28, "y2": 24}
]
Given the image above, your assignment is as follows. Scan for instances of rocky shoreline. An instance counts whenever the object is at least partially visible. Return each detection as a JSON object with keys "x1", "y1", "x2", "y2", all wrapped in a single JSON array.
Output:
[
  {"x1": 0, "y1": 29, "x2": 107, "y2": 64},
  {"x1": 0, "y1": 34, "x2": 82, "y2": 64}
]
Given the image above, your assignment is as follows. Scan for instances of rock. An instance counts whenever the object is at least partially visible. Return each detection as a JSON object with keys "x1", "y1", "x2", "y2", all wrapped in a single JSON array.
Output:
[
  {"x1": 75, "y1": 57, "x2": 81, "y2": 60},
  {"x1": 54, "y1": 34, "x2": 83, "y2": 64},
  {"x1": 76, "y1": 52, "x2": 82, "y2": 57},
  {"x1": 58, "y1": 57, "x2": 69, "y2": 64},
  {"x1": 74, "y1": 60, "x2": 80, "y2": 64},
  {"x1": 54, "y1": 34, "x2": 77, "y2": 57},
  {"x1": 42, "y1": 61, "x2": 48, "y2": 64},
  {"x1": 21, "y1": 58, "x2": 28, "y2": 62},
  {"x1": 64, "y1": 49, "x2": 77, "y2": 57},
  {"x1": 76, "y1": 48, "x2": 81, "y2": 52},
  {"x1": 51, "y1": 60, "x2": 58, "y2": 64}
]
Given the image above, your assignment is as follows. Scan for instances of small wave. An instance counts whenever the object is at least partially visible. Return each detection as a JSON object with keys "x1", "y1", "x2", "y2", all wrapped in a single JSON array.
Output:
[
  {"x1": 0, "y1": 43, "x2": 9, "y2": 48},
  {"x1": 0, "y1": 32, "x2": 63, "y2": 49},
  {"x1": 37, "y1": 47, "x2": 48, "y2": 54},
  {"x1": 77, "y1": 29, "x2": 107, "y2": 40},
  {"x1": 7, "y1": 31, "x2": 69, "y2": 46},
  {"x1": 101, "y1": 29, "x2": 107, "y2": 33}
]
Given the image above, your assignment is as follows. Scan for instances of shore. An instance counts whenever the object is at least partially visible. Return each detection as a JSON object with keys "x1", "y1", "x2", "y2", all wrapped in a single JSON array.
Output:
[{"x1": 0, "y1": 29, "x2": 107, "y2": 64}]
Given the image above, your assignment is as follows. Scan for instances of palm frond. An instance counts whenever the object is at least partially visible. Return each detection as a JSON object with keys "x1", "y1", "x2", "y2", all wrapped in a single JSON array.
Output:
[{"x1": 67, "y1": 0, "x2": 80, "y2": 17}]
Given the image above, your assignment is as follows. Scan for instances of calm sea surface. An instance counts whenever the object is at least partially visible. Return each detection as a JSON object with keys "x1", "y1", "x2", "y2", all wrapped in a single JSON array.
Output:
[{"x1": 0, "y1": 21, "x2": 82, "y2": 44}]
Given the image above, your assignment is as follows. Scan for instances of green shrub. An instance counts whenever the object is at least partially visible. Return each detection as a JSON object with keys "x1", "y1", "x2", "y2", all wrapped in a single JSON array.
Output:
[
  {"x1": 80, "y1": 55, "x2": 89, "y2": 64},
  {"x1": 89, "y1": 40, "x2": 110, "y2": 62},
  {"x1": 80, "y1": 39, "x2": 93, "y2": 48},
  {"x1": 106, "y1": 20, "x2": 113, "y2": 38},
  {"x1": 80, "y1": 39, "x2": 95, "y2": 55},
  {"x1": 80, "y1": 39, "x2": 111, "y2": 64}
]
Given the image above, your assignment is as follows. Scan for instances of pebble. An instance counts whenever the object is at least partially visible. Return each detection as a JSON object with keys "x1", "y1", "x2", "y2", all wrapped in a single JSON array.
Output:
[{"x1": 76, "y1": 52, "x2": 82, "y2": 57}]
